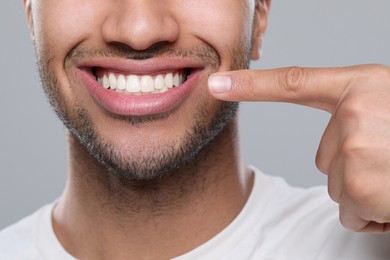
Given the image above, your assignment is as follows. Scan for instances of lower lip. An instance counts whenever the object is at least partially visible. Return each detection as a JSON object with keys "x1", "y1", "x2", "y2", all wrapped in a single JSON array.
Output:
[{"x1": 77, "y1": 69, "x2": 201, "y2": 117}]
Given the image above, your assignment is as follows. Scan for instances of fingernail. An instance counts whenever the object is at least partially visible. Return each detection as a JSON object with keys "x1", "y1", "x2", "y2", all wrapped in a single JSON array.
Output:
[{"x1": 208, "y1": 75, "x2": 232, "y2": 94}]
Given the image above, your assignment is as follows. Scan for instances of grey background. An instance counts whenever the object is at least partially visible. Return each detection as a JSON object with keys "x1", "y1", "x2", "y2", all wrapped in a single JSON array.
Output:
[{"x1": 1, "y1": 0, "x2": 389, "y2": 229}]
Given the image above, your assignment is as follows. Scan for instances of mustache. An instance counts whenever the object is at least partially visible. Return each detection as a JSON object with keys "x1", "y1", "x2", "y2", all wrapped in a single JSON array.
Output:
[{"x1": 67, "y1": 43, "x2": 221, "y2": 67}]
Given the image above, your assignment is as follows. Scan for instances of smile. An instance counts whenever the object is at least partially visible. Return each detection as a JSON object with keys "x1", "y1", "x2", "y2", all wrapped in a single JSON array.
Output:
[
  {"x1": 77, "y1": 59, "x2": 203, "y2": 117},
  {"x1": 94, "y1": 69, "x2": 190, "y2": 95}
]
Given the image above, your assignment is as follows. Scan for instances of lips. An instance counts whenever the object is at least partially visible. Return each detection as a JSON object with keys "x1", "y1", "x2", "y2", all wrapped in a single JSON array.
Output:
[{"x1": 75, "y1": 58, "x2": 203, "y2": 117}]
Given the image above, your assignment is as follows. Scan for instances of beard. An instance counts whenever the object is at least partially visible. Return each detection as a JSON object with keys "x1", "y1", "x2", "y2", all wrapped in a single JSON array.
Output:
[{"x1": 36, "y1": 43, "x2": 251, "y2": 181}]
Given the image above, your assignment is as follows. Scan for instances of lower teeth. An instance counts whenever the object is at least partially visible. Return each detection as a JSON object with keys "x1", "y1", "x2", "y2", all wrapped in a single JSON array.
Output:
[{"x1": 109, "y1": 87, "x2": 171, "y2": 95}]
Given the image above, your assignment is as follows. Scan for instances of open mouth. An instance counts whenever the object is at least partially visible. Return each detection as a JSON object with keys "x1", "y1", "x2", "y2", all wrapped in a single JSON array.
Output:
[
  {"x1": 79, "y1": 64, "x2": 202, "y2": 116},
  {"x1": 93, "y1": 68, "x2": 192, "y2": 95}
]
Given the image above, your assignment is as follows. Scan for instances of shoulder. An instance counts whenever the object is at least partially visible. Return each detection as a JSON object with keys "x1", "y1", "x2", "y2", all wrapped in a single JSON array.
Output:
[
  {"x1": 250, "y1": 167, "x2": 390, "y2": 259},
  {"x1": 252, "y1": 167, "x2": 338, "y2": 233},
  {"x1": 0, "y1": 204, "x2": 53, "y2": 259},
  {"x1": 251, "y1": 166, "x2": 334, "y2": 217}
]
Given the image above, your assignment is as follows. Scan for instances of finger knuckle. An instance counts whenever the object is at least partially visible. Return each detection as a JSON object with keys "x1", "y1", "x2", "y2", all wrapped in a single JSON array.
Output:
[
  {"x1": 328, "y1": 192, "x2": 339, "y2": 204},
  {"x1": 279, "y1": 66, "x2": 307, "y2": 95},
  {"x1": 315, "y1": 151, "x2": 326, "y2": 173},
  {"x1": 327, "y1": 182, "x2": 341, "y2": 203},
  {"x1": 369, "y1": 65, "x2": 390, "y2": 86},
  {"x1": 344, "y1": 177, "x2": 364, "y2": 199},
  {"x1": 337, "y1": 95, "x2": 366, "y2": 120},
  {"x1": 315, "y1": 150, "x2": 329, "y2": 174},
  {"x1": 338, "y1": 207, "x2": 358, "y2": 231},
  {"x1": 353, "y1": 64, "x2": 390, "y2": 84},
  {"x1": 338, "y1": 213, "x2": 368, "y2": 232},
  {"x1": 338, "y1": 212, "x2": 354, "y2": 230},
  {"x1": 367, "y1": 64, "x2": 390, "y2": 78},
  {"x1": 340, "y1": 134, "x2": 365, "y2": 158},
  {"x1": 343, "y1": 172, "x2": 372, "y2": 203}
]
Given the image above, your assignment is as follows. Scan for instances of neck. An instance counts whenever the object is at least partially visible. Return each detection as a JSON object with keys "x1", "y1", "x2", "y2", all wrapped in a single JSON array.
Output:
[{"x1": 53, "y1": 119, "x2": 253, "y2": 260}]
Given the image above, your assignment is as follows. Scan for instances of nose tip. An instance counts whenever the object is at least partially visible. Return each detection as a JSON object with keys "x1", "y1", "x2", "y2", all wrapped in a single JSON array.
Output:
[{"x1": 101, "y1": 3, "x2": 179, "y2": 51}]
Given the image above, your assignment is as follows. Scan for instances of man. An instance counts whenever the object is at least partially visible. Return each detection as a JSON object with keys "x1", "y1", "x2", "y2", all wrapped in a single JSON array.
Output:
[{"x1": 1, "y1": 0, "x2": 390, "y2": 259}]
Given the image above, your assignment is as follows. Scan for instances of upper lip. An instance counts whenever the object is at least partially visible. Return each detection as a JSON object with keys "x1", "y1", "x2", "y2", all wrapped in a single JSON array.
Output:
[{"x1": 76, "y1": 56, "x2": 205, "y2": 75}]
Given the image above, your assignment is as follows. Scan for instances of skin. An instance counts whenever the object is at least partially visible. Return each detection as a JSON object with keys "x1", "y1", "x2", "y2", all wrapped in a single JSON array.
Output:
[
  {"x1": 209, "y1": 66, "x2": 390, "y2": 233},
  {"x1": 23, "y1": 0, "x2": 390, "y2": 258},
  {"x1": 24, "y1": 0, "x2": 270, "y2": 259}
]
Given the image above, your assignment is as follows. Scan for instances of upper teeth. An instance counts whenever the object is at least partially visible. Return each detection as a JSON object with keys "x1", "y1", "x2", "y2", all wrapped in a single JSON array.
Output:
[{"x1": 97, "y1": 72, "x2": 186, "y2": 94}]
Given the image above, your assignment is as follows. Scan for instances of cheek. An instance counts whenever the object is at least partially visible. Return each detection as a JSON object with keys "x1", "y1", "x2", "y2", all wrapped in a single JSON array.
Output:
[
  {"x1": 178, "y1": 0, "x2": 254, "y2": 71},
  {"x1": 31, "y1": 1, "x2": 104, "y2": 111},
  {"x1": 32, "y1": 1, "x2": 100, "y2": 64}
]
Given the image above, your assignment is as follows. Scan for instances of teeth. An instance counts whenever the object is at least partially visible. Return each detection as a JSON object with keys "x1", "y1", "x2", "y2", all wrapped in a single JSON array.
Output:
[
  {"x1": 126, "y1": 75, "x2": 140, "y2": 93},
  {"x1": 154, "y1": 75, "x2": 164, "y2": 90},
  {"x1": 109, "y1": 74, "x2": 117, "y2": 90},
  {"x1": 117, "y1": 75, "x2": 126, "y2": 90},
  {"x1": 165, "y1": 73, "x2": 173, "y2": 89},
  {"x1": 173, "y1": 73, "x2": 180, "y2": 87},
  {"x1": 97, "y1": 71, "x2": 187, "y2": 95},
  {"x1": 140, "y1": 76, "x2": 154, "y2": 93},
  {"x1": 102, "y1": 75, "x2": 109, "y2": 89}
]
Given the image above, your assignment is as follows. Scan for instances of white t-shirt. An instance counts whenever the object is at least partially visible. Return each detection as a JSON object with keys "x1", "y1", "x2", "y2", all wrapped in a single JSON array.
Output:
[{"x1": 1, "y1": 167, "x2": 390, "y2": 259}]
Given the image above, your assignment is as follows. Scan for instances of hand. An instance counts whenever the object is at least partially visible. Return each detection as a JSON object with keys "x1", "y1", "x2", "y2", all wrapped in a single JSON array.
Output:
[{"x1": 208, "y1": 65, "x2": 390, "y2": 233}]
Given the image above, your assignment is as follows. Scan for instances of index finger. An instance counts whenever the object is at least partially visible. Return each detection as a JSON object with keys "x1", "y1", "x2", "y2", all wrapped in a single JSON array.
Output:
[{"x1": 207, "y1": 66, "x2": 358, "y2": 113}]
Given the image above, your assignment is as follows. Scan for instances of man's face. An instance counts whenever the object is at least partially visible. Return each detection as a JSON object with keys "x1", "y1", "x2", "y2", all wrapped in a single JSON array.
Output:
[{"x1": 25, "y1": 0, "x2": 266, "y2": 180}]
